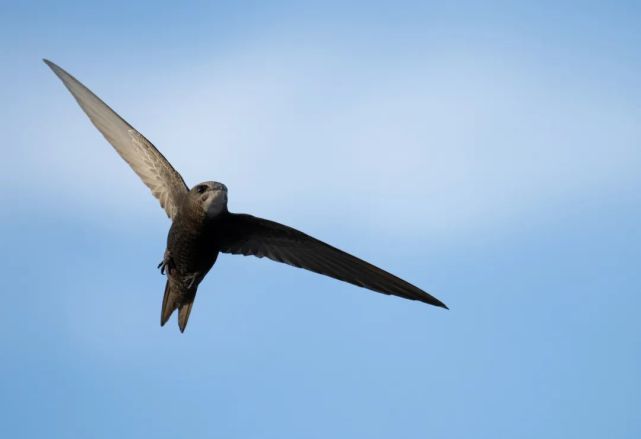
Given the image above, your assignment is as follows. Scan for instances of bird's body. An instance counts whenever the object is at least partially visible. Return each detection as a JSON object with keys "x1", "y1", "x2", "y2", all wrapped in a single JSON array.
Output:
[
  {"x1": 159, "y1": 182, "x2": 230, "y2": 330},
  {"x1": 45, "y1": 59, "x2": 448, "y2": 332},
  {"x1": 161, "y1": 199, "x2": 219, "y2": 331}
]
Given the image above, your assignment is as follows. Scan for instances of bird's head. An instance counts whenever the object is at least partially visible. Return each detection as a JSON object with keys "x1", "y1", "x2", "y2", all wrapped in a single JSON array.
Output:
[{"x1": 190, "y1": 181, "x2": 228, "y2": 217}]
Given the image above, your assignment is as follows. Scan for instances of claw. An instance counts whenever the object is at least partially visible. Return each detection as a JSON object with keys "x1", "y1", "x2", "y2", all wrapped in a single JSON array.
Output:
[{"x1": 158, "y1": 250, "x2": 175, "y2": 276}]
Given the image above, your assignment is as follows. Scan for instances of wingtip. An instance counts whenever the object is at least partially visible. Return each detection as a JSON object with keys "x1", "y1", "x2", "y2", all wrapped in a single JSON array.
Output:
[
  {"x1": 424, "y1": 295, "x2": 449, "y2": 310},
  {"x1": 43, "y1": 59, "x2": 63, "y2": 77},
  {"x1": 410, "y1": 286, "x2": 448, "y2": 310},
  {"x1": 432, "y1": 295, "x2": 449, "y2": 310}
]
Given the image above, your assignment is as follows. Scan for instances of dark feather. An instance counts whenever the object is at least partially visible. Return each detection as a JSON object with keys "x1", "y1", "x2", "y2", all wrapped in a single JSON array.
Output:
[{"x1": 216, "y1": 214, "x2": 447, "y2": 308}]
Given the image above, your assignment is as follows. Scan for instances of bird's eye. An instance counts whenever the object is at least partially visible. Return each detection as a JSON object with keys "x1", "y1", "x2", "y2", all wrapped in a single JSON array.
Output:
[{"x1": 197, "y1": 185, "x2": 207, "y2": 194}]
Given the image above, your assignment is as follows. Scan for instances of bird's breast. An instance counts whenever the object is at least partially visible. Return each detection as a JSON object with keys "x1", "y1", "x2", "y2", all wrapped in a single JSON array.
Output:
[{"x1": 166, "y1": 221, "x2": 219, "y2": 279}]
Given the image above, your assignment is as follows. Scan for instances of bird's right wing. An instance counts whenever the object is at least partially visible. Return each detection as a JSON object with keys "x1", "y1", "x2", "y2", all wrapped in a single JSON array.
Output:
[
  {"x1": 44, "y1": 60, "x2": 188, "y2": 219},
  {"x1": 217, "y1": 213, "x2": 448, "y2": 308}
]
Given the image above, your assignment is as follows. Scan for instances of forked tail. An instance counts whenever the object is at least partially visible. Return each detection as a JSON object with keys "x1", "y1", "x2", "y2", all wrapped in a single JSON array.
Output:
[{"x1": 161, "y1": 281, "x2": 196, "y2": 333}]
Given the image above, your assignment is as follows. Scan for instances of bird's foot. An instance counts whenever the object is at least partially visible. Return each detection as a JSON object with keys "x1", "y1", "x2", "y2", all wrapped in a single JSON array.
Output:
[
  {"x1": 157, "y1": 250, "x2": 175, "y2": 275},
  {"x1": 185, "y1": 273, "x2": 199, "y2": 289}
]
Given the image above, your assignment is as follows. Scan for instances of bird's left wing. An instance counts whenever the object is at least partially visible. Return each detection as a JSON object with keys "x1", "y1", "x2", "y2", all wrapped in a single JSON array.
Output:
[
  {"x1": 217, "y1": 213, "x2": 448, "y2": 308},
  {"x1": 44, "y1": 60, "x2": 188, "y2": 219}
]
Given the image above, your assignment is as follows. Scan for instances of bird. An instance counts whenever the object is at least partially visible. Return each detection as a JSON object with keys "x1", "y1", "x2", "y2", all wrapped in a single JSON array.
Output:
[{"x1": 44, "y1": 59, "x2": 448, "y2": 332}]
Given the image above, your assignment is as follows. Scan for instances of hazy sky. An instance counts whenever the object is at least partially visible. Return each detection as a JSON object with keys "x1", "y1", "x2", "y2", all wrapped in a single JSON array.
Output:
[{"x1": 2, "y1": 1, "x2": 640, "y2": 438}]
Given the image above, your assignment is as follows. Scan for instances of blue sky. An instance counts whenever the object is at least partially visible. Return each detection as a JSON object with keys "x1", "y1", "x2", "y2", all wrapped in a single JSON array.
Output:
[{"x1": 1, "y1": 1, "x2": 640, "y2": 437}]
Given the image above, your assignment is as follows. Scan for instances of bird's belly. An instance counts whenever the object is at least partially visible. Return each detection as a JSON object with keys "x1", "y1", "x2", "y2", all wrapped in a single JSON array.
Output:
[{"x1": 167, "y1": 233, "x2": 219, "y2": 286}]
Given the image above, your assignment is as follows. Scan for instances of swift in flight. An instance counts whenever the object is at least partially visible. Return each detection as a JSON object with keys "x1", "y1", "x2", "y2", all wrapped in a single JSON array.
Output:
[{"x1": 45, "y1": 60, "x2": 447, "y2": 332}]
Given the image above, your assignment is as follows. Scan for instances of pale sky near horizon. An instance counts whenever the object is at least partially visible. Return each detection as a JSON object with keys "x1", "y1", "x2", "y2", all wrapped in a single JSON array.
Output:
[{"x1": 1, "y1": 1, "x2": 641, "y2": 438}]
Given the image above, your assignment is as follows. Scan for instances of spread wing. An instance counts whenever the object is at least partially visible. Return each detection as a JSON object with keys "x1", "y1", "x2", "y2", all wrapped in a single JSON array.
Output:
[
  {"x1": 44, "y1": 59, "x2": 188, "y2": 219},
  {"x1": 217, "y1": 213, "x2": 448, "y2": 308}
]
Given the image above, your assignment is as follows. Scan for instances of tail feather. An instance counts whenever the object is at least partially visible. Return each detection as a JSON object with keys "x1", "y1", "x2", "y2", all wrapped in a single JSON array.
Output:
[
  {"x1": 178, "y1": 301, "x2": 194, "y2": 333},
  {"x1": 160, "y1": 281, "x2": 176, "y2": 327},
  {"x1": 161, "y1": 281, "x2": 196, "y2": 332}
]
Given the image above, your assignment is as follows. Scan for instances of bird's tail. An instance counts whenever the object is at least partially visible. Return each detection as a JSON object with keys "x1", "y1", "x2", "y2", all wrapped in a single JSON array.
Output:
[{"x1": 161, "y1": 281, "x2": 196, "y2": 333}]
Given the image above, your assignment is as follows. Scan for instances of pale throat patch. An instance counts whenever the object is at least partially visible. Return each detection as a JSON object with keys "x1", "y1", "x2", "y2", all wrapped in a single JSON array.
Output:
[{"x1": 203, "y1": 191, "x2": 227, "y2": 217}]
